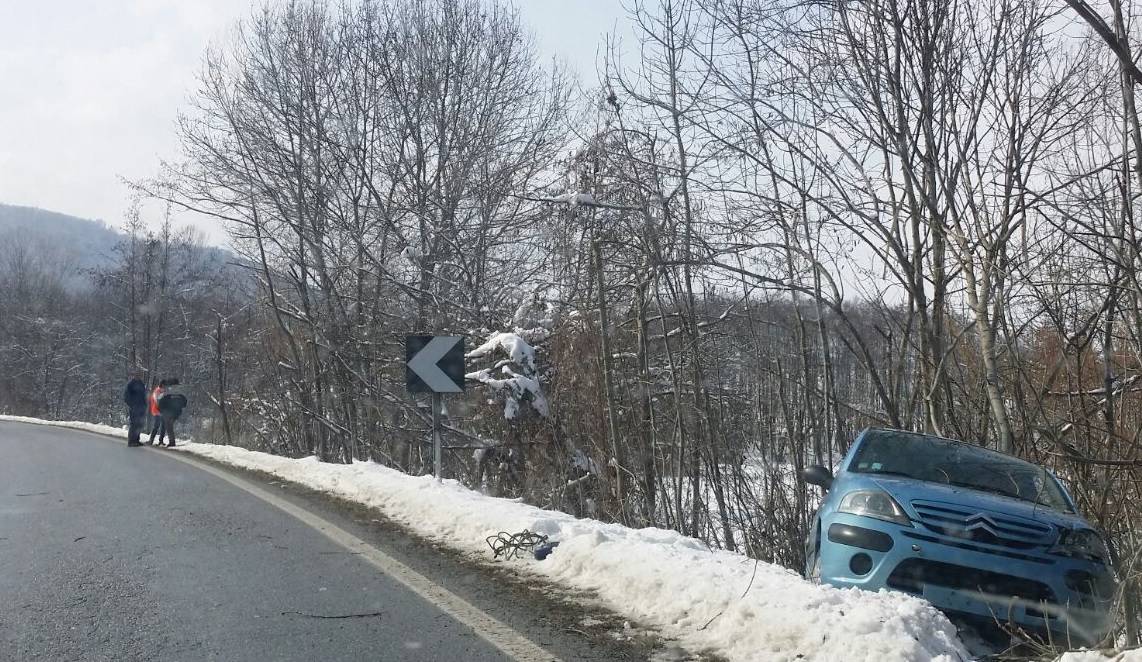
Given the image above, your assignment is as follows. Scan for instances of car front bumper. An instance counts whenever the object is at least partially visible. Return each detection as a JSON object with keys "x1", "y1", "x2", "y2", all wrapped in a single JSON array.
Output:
[{"x1": 818, "y1": 512, "x2": 1114, "y2": 644}]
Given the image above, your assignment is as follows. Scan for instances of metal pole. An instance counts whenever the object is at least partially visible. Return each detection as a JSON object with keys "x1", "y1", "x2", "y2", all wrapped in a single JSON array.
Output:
[{"x1": 432, "y1": 392, "x2": 443, "y2": 481}]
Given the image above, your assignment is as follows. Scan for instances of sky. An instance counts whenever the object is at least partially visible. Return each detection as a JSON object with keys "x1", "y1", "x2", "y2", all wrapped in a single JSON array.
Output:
[{"x1": 0, "y1": 0, "x2": 632, "y2": 244}]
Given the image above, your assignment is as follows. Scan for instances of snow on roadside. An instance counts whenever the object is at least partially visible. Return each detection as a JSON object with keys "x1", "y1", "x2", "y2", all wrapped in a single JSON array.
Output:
[
  {"x1": 1, "y1": 415, "x2": 968, "y2": 662},
  {"x1": 1055, "y1": 651, "x2": 1142, "y2": 662},
  {"x1": 0, "y1": 415, "x2": 128, "y2": 439},
  {"x1": 173, "y1": 446, "x2": 970, "y2": 662}
]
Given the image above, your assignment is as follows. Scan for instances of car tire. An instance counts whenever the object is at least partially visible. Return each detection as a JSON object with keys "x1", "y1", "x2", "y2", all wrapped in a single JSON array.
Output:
[{"x1": 806, "y1": 525, "x2": 821, "y2": 582}]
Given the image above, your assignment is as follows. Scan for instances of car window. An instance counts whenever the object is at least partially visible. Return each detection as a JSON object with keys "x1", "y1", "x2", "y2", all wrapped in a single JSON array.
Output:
[{"x1": 850, "y1": 430, "x2": 1072, "y2": 512}]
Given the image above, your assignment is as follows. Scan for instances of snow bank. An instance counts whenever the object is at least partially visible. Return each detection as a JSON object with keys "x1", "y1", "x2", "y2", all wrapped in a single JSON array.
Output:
[
  {"x1": 1056, "y1": 651, "x2": 1142, "y2": 662},
  {"x1": 173, "y1": 447, "x2": 966, "y2": 661},
  {"x1": 1, "y1": 415, "x2": 968, "y2": 661},
  {"x1": 0, "y1": 415, "x2": 127, "y2": 439}
]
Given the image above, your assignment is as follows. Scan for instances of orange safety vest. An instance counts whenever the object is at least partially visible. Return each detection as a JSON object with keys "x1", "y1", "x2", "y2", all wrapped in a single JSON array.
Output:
[{"x1": 149, "y1": 386, "x2": 164, "y2": 416}]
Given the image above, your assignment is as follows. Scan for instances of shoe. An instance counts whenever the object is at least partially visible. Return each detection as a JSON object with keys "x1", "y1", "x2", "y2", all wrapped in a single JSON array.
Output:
[{"x1": 127, "y1": 441, "x2": 141, "y2": 447}]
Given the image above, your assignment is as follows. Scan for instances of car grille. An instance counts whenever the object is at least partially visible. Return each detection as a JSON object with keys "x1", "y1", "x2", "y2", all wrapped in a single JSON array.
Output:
[
  {"x1": 911, "y1": 500, "x2": 1053, "y2": 549},
  {"x1": 887, "y1": 558, "x2": 1057, "y2": 604}
]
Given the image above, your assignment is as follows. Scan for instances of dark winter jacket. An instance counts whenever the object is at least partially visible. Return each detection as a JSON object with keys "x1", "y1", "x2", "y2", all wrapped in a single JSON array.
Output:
[
  {"x1": 157, "y1": 392, "x2": 188, "y2": 420},
  {"x1": 124, "y1": 378, "x2": 148, "y2": 413}
]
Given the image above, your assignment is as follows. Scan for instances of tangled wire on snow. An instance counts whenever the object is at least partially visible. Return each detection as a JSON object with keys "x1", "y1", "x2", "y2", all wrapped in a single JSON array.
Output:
[{"x1": 485, "y1": 530, "x2": 550, "y2": 561}]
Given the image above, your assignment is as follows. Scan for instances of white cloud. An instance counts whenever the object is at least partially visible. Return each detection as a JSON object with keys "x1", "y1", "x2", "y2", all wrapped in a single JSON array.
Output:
[
  {"x1": 0, "y1": 0, "x2": 250, "y2": 239},
  {"x1": 0, "y1": 1, "x2": 626, "y2": 244}
]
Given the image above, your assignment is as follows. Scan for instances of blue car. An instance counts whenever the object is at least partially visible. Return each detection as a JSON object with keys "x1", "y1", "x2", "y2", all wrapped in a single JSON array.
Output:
[{"x1": 803, "y1": 428, "x2": 1115, "y2": 645}]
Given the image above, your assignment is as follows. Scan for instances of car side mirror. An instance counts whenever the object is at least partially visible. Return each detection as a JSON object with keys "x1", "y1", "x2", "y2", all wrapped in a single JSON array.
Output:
[{"x1": 803, "y1": 465, "x2": 834, "y2": 490}]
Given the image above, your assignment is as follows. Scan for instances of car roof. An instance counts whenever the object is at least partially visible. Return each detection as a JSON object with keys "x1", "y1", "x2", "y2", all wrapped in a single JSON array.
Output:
[{"x1": 858, "y1": 427, "x2": 1023, "y2": 462}]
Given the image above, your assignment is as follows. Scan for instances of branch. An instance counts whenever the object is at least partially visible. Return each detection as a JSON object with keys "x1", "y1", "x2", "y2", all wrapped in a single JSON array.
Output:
[{"x1": 1061, "y1": 0, "x2": 1142, "y2": 86}]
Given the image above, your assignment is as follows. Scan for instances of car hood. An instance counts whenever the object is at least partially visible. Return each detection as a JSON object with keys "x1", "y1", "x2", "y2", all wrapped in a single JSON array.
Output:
[{"x1": 865, "y1": 475, "x2": 1091, "y2": 532}]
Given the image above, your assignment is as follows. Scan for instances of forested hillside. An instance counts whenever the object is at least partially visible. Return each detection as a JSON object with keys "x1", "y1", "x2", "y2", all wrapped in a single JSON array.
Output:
[
  {"x1": 0, "y1": 204, "x2": 121, "y2": 278},
  {"x1": 0, "y1": 205, "x2": 247, "y2": 427}
]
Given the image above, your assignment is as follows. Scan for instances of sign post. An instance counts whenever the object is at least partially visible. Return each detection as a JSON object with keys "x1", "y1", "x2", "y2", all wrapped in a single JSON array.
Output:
[
  {"x1": 405, "y1": 335, "x2": 465, "y2": 481},
  {"x1": 432, "y1": 392, "x2": 443, "y2": 481}
]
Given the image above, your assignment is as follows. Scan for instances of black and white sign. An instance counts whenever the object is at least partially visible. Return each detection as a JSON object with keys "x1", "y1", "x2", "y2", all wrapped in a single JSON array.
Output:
[{"x1": 405, "y1": 335, "x2": 465, "y2": 393}]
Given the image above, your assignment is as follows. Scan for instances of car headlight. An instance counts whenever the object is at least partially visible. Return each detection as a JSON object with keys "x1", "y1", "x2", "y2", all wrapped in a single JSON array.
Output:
[
  {"x1": 837, "y1": 490, "x2": 911, "y2": 526},
  {"x1": 1050, "y1": 528, "x2": 1109, "y2": 564}
]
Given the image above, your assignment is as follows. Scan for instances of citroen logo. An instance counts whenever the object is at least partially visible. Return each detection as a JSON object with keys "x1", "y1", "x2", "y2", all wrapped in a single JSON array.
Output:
[
  {"x1": 964, "y1": 514, "x2": 998, "y2": 532},
  {"x1": 946, "y1": 513, "x2": 1001, "y2": 540}
]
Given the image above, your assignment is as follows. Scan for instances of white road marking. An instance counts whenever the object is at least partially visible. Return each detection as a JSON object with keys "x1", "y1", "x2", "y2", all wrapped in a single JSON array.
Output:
[{"x1": 13, "y1": 422, "x2": 560, "y2": 662}]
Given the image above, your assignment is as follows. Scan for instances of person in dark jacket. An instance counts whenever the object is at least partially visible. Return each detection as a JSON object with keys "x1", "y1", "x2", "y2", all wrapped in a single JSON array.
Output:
[
  {"x1": 123, "y1": 371, "x2": 148, "y2": 447},
  {"x1": 156, "y1": 379, "x2": 187, "y2": 448}
]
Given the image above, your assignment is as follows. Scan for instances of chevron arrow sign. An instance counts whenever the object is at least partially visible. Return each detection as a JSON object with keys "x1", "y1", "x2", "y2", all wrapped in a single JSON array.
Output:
[{"x1": 405, "y1": 335, "x2": 465, "y2": 393}]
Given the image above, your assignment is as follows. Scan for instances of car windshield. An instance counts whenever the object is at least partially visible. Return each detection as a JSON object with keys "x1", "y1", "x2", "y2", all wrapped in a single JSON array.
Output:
[{"x1": 849, "y1": 430, "x2": 1072, "y2": 512}]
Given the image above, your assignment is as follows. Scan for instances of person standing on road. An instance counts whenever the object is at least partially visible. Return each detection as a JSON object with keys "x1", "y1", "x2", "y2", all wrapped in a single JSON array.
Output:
[
  {"x1": 156, "y1": 379, "x2": 187, "y2": 448},
  {"x1": 124, "y1": 371, "x2": 148, "y2": 448},
  {"x1": 146, "y1": 379, "x2": 166, "y2": 446}
]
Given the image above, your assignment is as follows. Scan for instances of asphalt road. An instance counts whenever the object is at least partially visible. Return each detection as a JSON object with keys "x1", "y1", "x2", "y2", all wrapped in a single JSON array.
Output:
[{"x1": 0, "y1": 421, "x2": 665, "y2": 662}]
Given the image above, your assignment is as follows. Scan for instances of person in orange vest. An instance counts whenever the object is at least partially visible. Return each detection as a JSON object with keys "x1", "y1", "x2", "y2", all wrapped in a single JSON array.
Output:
[{"x1": 145, "y1": 379, "x2": 166, "y2": 445}]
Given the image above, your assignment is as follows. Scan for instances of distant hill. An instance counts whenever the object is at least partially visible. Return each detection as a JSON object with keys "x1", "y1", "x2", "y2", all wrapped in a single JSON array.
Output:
[
  {"x1": 0, "y1": 204, "x2": 122, "y2": 272},
  {"x1": 0, "y1": 204, "x2": 240, "y2": 290}
]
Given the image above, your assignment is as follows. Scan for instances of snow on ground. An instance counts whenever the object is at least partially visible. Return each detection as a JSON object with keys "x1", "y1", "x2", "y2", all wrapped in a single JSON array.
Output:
[
  {"x1": 0, "y1": 415, "x2": 127, "y2": 438},
  {"x1": 0, "y1": 415, "x2": 969, "y2": 661},
  {"x1": 1056, "y1": 651, "x2": 1142, "y2": 662}
]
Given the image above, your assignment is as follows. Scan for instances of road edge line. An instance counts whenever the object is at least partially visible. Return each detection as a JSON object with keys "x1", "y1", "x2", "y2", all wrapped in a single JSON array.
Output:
[{"x1": 158, "y1": 450, "x2": 559, "y2": 662}]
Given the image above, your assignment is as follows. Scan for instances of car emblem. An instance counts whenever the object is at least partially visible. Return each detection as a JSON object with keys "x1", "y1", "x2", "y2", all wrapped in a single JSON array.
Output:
[
  {"x1": 945, "y1": 514, "x2": 1001, "y2": 541},
  {"x1": 965, "y1": 514, "x2": 998, "y2": 531}
]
